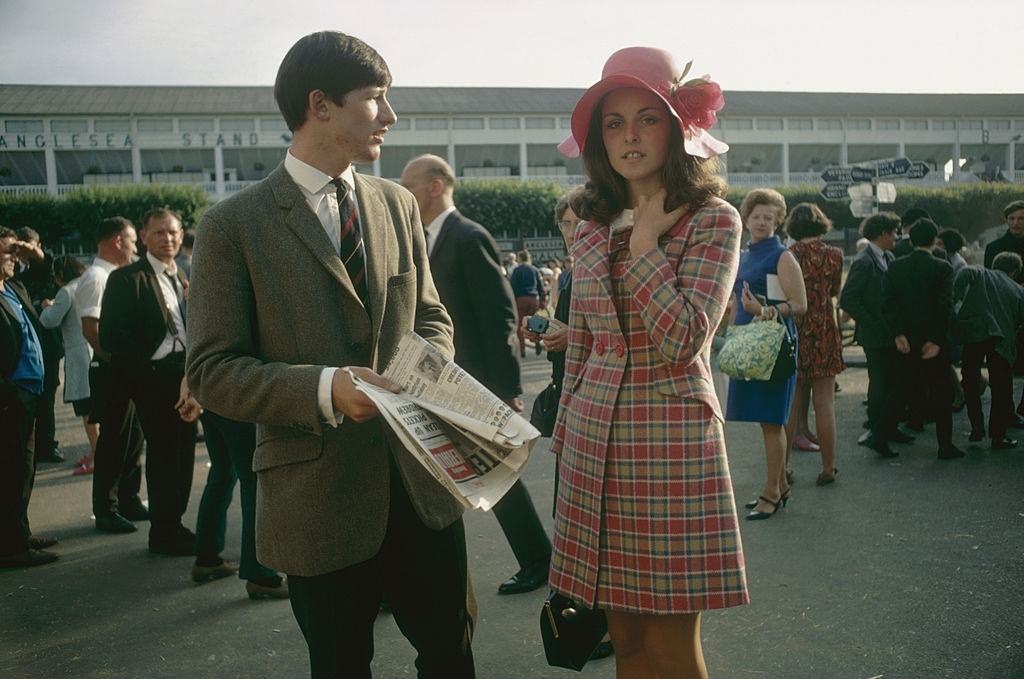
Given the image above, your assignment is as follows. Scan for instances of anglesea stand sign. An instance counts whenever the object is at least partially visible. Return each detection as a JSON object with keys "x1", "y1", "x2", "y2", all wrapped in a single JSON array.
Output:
[{"x1": 819, "y1": 157, "x2": 931, "y2": 217}]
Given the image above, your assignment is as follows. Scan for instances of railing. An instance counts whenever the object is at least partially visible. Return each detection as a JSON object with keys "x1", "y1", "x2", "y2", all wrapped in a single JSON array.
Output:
[{"x1": 726, "y1": 173, "x2": 784, "y2": 188}]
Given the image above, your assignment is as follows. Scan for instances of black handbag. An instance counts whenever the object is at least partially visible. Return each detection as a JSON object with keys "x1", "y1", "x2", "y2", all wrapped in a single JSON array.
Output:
[
  {"x1": 530, "y1": 381, "x2": 561, "y2": 436},
  {"x1": 539, "y1": 592, "x2": 608, "y2": 671},
  {"x1": 768, "y1": 324, "x2": 796, "y2": 383}
]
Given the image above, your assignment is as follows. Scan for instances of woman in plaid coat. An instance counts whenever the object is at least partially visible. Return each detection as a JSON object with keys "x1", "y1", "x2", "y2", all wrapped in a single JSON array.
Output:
[{"x1": 547, "y1": 47, "x2": 749, "y2": 677}]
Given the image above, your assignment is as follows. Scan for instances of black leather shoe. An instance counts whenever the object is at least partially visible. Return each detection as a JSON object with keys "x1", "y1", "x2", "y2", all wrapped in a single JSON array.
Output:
[
  {"x1": 968, "y1": 430, "x2": 984, "y2": 443},
  {"x1": 889, "y1": 428, "x2": 916, "y2": 444},
  {"x1": 0, "y1": 549, "x2": 58, "y2": 568},
  {"x1": 861, "y1": 434, "x2": 898, "y2": 458},
  {"x1": 992, "y1": 437, "x2": 1018, "y2": 450},
  {"x1": 96, "y1": 512, "x2": 138, "y2": 534},
  {"x1": 745, "y1": 495, "x2": 781, "y2": 521},
  {"x1": 1007, "y1": 416, "x2": 1024, "y2": 430},
  {"x1": 121, "y1": 503, "x2": 150, "y2": 522},
  {"x1": 497, "y1": 561, "x2": 549, "y2": 595},
  {"x1": 937, "y1": 445, "x2": 966, "y2": 460},
  {"x1": 37, "y1": 448, "x2": 64, "y2": 464},
  {"x1": 857, "y1": 430, "x2": 872, "y2": 445},
  {"x1": 591, "y1": 640, "x2": 614, "y2": 660}
]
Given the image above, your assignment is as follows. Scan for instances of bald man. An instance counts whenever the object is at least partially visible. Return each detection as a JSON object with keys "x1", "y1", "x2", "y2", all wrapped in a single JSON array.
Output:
[{"x1": 401, "y1": 155, "x2": 552, "y2": 595}]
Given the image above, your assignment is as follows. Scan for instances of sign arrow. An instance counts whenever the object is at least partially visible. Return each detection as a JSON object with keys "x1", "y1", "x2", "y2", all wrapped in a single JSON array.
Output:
[
  {"x1": 820, "y1": 182, "x2": 854, "y2": 201},
  {"x1": 821, "y1": 165, "x2": 875, "y2": 183},
  {"x1": 905, "y1": 161, "x2": 931, "y2": 180},
  {"x1": 874, "y1": 157, "x2": 912, "y2": 179}
]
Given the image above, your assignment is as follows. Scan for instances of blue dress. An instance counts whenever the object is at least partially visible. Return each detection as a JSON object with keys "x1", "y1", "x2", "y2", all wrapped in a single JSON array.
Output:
[{"x1": 725, "y1": 236, "x2": 797, "y2": 424}]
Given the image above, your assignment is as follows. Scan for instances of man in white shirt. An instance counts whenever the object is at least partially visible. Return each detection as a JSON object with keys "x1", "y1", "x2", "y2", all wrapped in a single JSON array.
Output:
[
  {"x1": 99, "y1": 208, "x2": 201, "y2": 555},
  {"x1": 77, "y1": 217, "x2": 148, "y2": 534},
  {"x1": 185, "y1": 32, "x2": 472, "y2": 678}
]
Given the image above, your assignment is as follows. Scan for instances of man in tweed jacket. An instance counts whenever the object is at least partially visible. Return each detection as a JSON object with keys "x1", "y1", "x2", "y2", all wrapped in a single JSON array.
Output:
[{"x1": 185, "y1": 32, "x2": 474, "y2": 678}]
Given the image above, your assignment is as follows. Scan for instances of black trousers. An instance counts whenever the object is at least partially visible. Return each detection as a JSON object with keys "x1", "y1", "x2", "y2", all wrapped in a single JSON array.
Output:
[
  {"x1": 491, "y1": 479, "x2": 551, "y2": 570},
  {"x1": 902, "y1": 348, "x2": 954, "y2": 450},
  {"x1": 126, "y1": 359, "x2": 196, "y2": 532},
  {"x1": 289, "y1": 462, "x2": 475, "y2": 679},
  {"x1": 864, "y1": 346, "x2": 900, "y2": 441},
  {"x1": 962, "y1": 338, "x2": 1013, "y2": 441},
  {"x1": 90, "y1": 363, "x2": 144, "y2": 517},
  {"x1": 32, "y1": 354, "x2": 60, "y2": 459},
  {"x1": 0, "y1": 386, "x2": 38, "y2": 555}
]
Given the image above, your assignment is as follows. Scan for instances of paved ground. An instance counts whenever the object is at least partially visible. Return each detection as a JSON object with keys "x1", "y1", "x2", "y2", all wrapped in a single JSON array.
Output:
[{"x1": 2, "y1": 355, "x2": 1023, "y2": 678}]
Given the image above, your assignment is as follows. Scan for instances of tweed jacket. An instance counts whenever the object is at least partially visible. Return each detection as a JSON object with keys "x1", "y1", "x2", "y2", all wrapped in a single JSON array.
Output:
[
  {"x1": 38, "y1": 279, "x2": 92, "y2": 402},
  {"x1": 185, "y1": 163, "x2": 458, "y2": 577}
]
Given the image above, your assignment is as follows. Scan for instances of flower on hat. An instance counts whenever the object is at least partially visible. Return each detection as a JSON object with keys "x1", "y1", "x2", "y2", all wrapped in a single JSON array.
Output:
[{"x1": 671, "y1": 76, "x2": 725, "y2": 132}]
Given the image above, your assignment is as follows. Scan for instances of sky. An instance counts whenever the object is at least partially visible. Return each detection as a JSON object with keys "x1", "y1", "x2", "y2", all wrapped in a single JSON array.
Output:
[{"x1": 1, "y1": 0, "x2": 1022, "y2": 94}]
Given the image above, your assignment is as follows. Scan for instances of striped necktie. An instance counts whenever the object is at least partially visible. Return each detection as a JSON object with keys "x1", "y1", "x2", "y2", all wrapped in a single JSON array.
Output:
[{"x1": 330, "y1": 178, "x2": 368, "y2": 306}]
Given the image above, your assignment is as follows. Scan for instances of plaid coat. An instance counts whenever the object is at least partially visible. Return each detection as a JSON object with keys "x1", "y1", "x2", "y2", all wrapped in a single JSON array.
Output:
[{"x1": 550, "y1": 197, "x2": 750, "y2": 614}]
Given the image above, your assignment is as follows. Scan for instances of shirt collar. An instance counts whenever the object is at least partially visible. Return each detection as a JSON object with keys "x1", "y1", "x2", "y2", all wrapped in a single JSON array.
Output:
[
  {"x1": 93, "y1": 256, "x2": 118, "y2": 273},
  {"x1": 426, "y1": 206, "x2": 457, "y2": 236},
  {"x1": 609, "y1": 209, "x2": 634, "y2": 235},
  {"x1": 285, "y1": 149, "x2": 354, "y2": 195},
  {"x1": 146, "y1": 251, "x2": 177, "y2": 277},
  {"x1": 867, "y1": 241, "x2": 889, "y2": 262}
]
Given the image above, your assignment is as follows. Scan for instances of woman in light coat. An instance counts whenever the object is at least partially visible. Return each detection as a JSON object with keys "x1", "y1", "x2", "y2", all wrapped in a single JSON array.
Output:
[{"x1": 40, "y1": 255, "x2": 96, "y2": 474}]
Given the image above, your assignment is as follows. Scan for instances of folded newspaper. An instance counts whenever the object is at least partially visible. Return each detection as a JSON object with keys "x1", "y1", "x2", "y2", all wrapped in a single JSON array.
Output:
[{"x1": 348, "y1": 331, "x2": 541, "y2": 511}]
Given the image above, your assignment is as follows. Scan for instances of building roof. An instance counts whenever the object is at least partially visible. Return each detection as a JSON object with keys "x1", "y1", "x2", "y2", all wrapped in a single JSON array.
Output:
[{"x1": 1, "y1": 84, "x2": 1023, "y2": 118}]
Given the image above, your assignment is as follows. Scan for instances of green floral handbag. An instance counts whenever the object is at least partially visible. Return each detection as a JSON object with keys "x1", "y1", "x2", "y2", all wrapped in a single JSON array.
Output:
[{"x1": 714, "y1": 318, "x2": 795, "y2": 382}]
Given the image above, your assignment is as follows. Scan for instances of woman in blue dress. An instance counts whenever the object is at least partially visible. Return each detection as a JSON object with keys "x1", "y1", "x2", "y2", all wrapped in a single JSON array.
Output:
[{"x1": 726, "y1": 188, "x2": 807, "y2": 520}]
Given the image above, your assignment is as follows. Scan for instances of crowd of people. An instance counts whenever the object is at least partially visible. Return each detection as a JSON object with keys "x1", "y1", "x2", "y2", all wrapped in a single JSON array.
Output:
[{"x1": 3, "y1": 30, "x2": 1024, "y2": 679}]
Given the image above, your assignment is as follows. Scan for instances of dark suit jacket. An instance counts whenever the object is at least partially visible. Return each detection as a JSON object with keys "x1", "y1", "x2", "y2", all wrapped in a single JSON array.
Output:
[
  {"x1": 839, "y1": 247, "x2": 894, "y2": 350},
  {"x1": 429, "y1": 209, "x2": 521, "y2": 400},
  {"x1": 186, "y1": 164, "x2": 457, "y2": 577},
  {"x1": 882, "y1": 249, "x2": 954, "y2": 351},
  {"x1": 0, "y1": 280, "x2": 45, "y2": 402},
  {"x1": 984, "y1": 230, "x2": 1024, "y2": 275},
  {"x1": 13, "y1": 254, "x2": 63, "y2": 361},
  {"x1": 99, "y1": 256, "x2": 185, "y2": 368}
]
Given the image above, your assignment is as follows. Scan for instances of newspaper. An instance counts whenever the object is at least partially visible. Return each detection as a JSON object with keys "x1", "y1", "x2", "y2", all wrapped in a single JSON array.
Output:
[{"x1": 349, "y1": 331, "x2": 540, "y2": 511}]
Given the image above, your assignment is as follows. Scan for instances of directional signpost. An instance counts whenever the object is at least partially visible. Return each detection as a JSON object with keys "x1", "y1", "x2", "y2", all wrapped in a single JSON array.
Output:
[
  {"x1": 906, "y1": 161, "x2": 931, "y2": 180},
  {"x1": 819, "y1": 157, "x2": 931, "y2": 217}
]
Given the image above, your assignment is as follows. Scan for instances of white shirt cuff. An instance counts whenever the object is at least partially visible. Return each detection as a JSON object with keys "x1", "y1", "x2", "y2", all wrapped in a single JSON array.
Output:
[{"x1": 318, "y1": 367, "x2": 345, "y2": 427}]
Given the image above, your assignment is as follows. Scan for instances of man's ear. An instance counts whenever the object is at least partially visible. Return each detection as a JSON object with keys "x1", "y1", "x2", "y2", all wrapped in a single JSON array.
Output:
[
  {"x1": 428, "y1": 178, "x2": 446, "y2": 198},
  {"x1": 309, "y1": 90, "x2": 331, "y2": 121}
]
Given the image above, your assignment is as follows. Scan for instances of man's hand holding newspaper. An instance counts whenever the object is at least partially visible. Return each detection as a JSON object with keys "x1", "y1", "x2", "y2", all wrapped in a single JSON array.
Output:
[{"x1": 348, "y1": 332, "x2": 541, "y2": 511}]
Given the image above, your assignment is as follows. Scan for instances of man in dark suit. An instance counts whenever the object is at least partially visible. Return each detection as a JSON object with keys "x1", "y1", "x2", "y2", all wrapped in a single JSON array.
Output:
[
  {"x1": 186, "y1": 33, "x2": 473, "y2": 678},
  {"x1": 0, "y1": 226, "x2": 58, "y2": 568},
  {"x1": 401, "y1": 154, "x2": 552, "y2": 595},
  {"x1": 840, "y1": 213, "x2": 907, "y2": 458},
  {"x1": 100, "y1": 208, "x2": 201, "y2": 555},
  {"x1": 983, "y1": 201, "x2": 1024, "y2": 273},
  {"x1": 882, "y1": 219, "x2": 965, "y2": 460}
]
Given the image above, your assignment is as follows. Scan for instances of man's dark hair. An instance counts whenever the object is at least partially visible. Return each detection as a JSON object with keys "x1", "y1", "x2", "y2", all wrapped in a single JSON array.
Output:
[
  {"x1": 274, "y1": 31, "x2": 392, "y2": 132},
  {"x1": 859, "y1": 212, "x2": 901, "y2": 241},
  {"x1": 182, "y1": 229, "x2": 196, "y2": 249},
  {"x1": 1004, "y1": 200, "x2": 1024, "y2": 219},
  {"x1": 0, "y1": 225, "x2": 16, "y2": 240},
  {"x1": 16, "y1": 226, "x2": 40, "y2": 243},
  {"x1": 938, "y1": 228, "x2": 965, "y2": 255},
  {"x1": 902, "y1": 207, "x2": 931, "y2": 230},
  {"x1": 53, "y1": 254, "x2": 86, "y2": 284},
  {"x1": 95, "y1": 216, "x2": 134, "y2": 246},
  {"x1": 993, "y1": 251, "x2": 1023, "y2": 277},
  {"x1": 909, "y1": 218, "x2": 939, "y2": 247},
  {"x1": 141, "y1": 207, "x2": 182, "y2": 231},
  {"x1": 784, "y1": 203, "x2": 832, "y2": 240}
]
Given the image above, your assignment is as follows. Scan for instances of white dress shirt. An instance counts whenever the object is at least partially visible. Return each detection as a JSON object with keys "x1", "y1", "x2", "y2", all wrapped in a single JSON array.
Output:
[
  {"x1": 868, "y1": 241, "x2": 892, "y2": 271},
  {"x1": 146, "y1": 252, "x2": 187, "y2": 360},
  {"x1": 283, "y1": 150, "x2": 358, "y2": 427},
  {"x1": 74, "y1": 256, "x2": 118, "y2": 320},
  {"x1": 424, "y1": 205, "x2": 457, "y2": 257}
]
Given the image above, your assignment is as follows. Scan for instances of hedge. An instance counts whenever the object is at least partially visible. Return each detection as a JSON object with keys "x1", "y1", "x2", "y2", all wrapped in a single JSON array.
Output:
[
  {"x1": 0, "y1": 184, "x2": 211, "y2": 250},
  {"x1": 2, "y1": 180, "x2": 1020, "y2": 248}
]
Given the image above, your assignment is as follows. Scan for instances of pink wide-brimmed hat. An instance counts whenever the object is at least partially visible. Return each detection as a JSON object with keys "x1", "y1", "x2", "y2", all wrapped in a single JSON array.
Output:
[{"x1": 557, "y1": 46, "x2": 728, "y2": 159}]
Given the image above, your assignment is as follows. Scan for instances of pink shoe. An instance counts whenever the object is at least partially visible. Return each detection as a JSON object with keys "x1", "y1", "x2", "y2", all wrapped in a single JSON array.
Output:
[
  {"x1": 792, "y1": 435, "x2": 820, "y2": 452},
  {"x1": 72, "y1": 464, "x2": 94, "y2": 476}
]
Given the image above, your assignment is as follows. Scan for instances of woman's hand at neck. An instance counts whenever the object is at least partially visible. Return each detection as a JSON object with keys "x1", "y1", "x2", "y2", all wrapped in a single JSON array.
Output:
[{"x1": 629, "y1": 188, "x2": 686, "y2": 259}]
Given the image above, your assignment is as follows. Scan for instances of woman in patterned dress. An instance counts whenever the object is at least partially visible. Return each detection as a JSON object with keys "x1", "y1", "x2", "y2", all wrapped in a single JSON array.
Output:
[
  {"x1": 783, "y1": 204, "x2": 845, "y2": 486},
  {"x1": 550, "y1": 47, "x2": 748, "y2": 678}
]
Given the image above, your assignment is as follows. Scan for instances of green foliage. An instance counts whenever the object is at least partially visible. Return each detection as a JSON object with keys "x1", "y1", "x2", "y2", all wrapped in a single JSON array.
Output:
[
  {"x1": 724, "y1": 183, "x2": 1023, "y2": 242},
  {"x1": 453, "y1": 180, "x2": 566, "y2": 236},
  {"x1": 0, "y1": 184, "x2": 212, "y2": 250}
]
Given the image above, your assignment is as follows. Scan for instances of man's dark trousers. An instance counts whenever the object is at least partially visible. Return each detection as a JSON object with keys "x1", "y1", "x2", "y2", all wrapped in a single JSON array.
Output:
[
  {"x1": 491, "y1": 480, "x2": 551, "y2": 571},
  {"x1": 33, "y1": 352, "x2": 60, "y2": 460},
  {"x1": 864, "y1": 346, "x2": 901, "y2": 441},
  {"x1": 288, "y1": 457, "x2": 475, "y2": 679},
  {"x1": 125, "y1": 356, "x2": 196, "y2": 534},
  {"x1": 962, "y1": 337, "x2": 1013, "y2": 441},
  {"x1": 90, "y1": 361, "x2": 144, "y2": 517},
  {"x1": 902, "y1": 349, "x2": 954, "y2": 449},
  {"x1": 0, "y1": 386, "x2": 38, "y2": 556}
]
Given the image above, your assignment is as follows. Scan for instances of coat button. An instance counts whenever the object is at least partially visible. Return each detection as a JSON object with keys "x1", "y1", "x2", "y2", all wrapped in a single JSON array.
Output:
[
  {"x1": 595, "y1": 342, "x2": 605, "y2": 356},
  {"x1": 615, "y1": 344, "x2": 625, "y2": 357}
]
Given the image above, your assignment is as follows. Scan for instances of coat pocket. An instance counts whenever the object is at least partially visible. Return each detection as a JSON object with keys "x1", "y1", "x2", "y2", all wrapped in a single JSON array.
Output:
[
  {"x1": 253, "y1": 425, "x2": 324, "y2": 472},
  {"x1": 652, "y1": 366, "x2": 724, "y2": 422}
]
